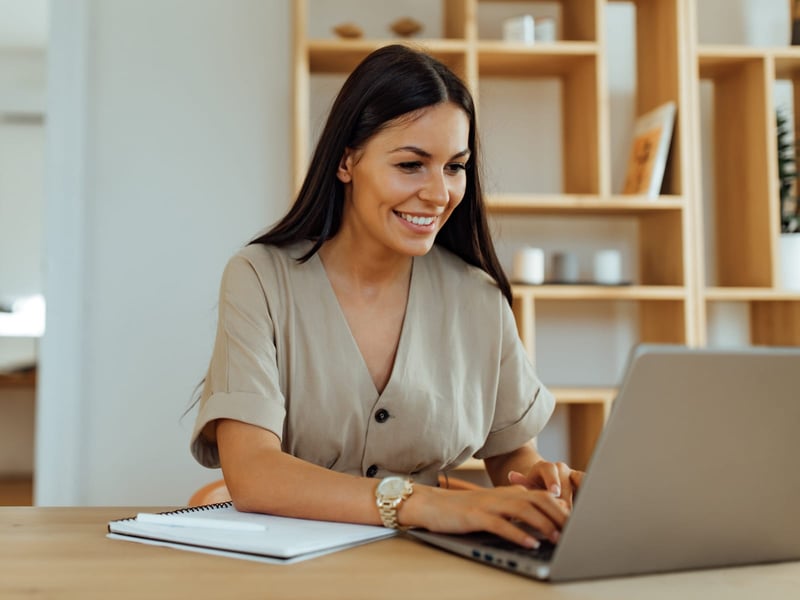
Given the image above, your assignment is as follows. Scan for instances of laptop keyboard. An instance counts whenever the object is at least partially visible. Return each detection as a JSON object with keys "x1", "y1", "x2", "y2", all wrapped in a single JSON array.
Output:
[{"x1": 481, "y1": 537, "x2": 556, "y2": 562}]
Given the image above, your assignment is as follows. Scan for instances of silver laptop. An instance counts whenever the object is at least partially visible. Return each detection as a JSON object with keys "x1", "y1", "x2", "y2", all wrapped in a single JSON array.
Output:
[{"x1": 409, "y1": 344, "x2": 800, "y2": 581}]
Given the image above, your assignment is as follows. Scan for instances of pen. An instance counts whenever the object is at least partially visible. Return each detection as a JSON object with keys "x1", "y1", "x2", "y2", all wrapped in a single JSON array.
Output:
[{"x1": 135, "y1": 512, "x2": 267, "y2": 532}]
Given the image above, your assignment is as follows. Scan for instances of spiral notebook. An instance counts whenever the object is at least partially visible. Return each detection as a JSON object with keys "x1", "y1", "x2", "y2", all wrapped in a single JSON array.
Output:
[{"x1": 107, "y1": 502, "x2": 397, "y2": 564}]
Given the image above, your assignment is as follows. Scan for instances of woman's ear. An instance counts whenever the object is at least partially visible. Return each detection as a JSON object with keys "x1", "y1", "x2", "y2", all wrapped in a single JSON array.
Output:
[{"x1": 336, "y1": 148, "x2": 355, "y2": 183}]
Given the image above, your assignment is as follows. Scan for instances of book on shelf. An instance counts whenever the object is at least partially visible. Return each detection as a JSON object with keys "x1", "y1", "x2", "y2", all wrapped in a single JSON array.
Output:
[
  {"x1": 621, "y1": 101, "x2": 676, "y2": 199},
  {"x1": 107, "y1": 502, "x2": 396, "y2": 564}
]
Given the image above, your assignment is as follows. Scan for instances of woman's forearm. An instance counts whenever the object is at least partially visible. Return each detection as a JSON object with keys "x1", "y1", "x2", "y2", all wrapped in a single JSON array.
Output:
[{"x1": 217, "y1": 419, "x2": 392, "y2": 525}]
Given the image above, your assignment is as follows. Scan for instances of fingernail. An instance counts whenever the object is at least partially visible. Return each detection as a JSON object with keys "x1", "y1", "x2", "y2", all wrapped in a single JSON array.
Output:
[
  {"x1": 523, "y1": 536, "x2": 540, "y2": 549},
  {"x1": 550, "y1": 531, "x2": 560, "y2": 543},
  {"x1": 550, "y1": 484, "x2": 561, "y2": 497}
]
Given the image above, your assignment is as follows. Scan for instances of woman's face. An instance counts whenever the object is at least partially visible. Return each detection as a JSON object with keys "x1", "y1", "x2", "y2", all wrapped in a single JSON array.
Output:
[{"x1": 336, "y1": 102, "x2": 470, "y2": 258}]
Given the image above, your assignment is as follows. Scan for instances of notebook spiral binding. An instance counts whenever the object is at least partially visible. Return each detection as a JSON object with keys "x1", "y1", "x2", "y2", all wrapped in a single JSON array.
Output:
[{"x1": 112, "y1": 501, "x2": 234, "y2": 523}]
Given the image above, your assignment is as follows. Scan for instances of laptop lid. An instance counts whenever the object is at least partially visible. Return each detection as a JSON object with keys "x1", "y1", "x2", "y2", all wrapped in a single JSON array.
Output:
[
  {"x1": 410, "y1": 345, "x2": 800, "y2": 582},
  {"x1": 548, "y1": 344, "x2": 800, "y2": 581}
]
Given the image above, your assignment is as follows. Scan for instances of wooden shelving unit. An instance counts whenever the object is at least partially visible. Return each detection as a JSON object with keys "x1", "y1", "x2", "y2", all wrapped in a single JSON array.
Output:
[
  {"x1": 292, "y1": 0, "x2": 799, "y2": 471},
  {"x1": 686, "y1": 0, "x2": 800, "y2": 347}
]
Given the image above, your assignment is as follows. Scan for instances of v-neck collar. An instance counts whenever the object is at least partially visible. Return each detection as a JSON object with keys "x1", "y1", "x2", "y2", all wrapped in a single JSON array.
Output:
[{"x1": 313, "y1": 251, "x2": 417, "y2": 399}]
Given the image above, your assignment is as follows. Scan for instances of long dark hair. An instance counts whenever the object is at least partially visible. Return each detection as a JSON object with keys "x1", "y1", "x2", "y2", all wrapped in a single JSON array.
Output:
[{"x1": 251, "y1": 44, "x2": 511, "y2": 305}]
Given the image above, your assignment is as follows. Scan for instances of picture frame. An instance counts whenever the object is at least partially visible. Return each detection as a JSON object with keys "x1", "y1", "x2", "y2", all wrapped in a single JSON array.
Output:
[{"x1": 622, "y1": 101, "x2": 677, "y2": 198}]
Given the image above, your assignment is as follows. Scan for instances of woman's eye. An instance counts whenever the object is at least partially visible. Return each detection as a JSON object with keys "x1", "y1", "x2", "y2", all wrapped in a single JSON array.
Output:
[
  {"x1": 397, "y1": 161, "x2": 423, "y2": 171},
  {"x1": 445, "y1": 163, "x2": 467, "y2": 174}
]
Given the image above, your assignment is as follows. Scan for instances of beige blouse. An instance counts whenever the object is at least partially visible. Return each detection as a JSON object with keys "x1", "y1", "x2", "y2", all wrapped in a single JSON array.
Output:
[{"x1": 191, "y1": 241, "x2": 555, "y2": 486}]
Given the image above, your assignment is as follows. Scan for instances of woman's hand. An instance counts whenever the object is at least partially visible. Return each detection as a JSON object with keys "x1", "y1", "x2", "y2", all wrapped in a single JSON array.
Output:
[
  {"x1": 402, "y1": 484, "x2": 570, "y2": 549},
  {"x1": 507, "y1": 461, "x2": 584, "y2": 508}
]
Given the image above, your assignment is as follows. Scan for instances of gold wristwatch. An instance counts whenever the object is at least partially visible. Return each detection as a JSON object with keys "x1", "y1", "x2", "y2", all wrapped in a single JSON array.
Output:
[{"x1": 375, "y1": 476, "x2": 414, "y2": 529}]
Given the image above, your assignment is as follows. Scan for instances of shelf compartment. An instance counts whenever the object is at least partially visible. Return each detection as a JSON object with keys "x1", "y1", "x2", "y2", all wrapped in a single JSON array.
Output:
[
  {"x1": 486, "y1": 193, "x2": 685, "y2": 214},
  {"x1": 697, "y1": 46, "x2": 771, "y2": 78},
  {"x1": 628, "y1": 0, "x2": 686, "y2": 198},
  {"x1": 639, "y1": 209, "x2": 685, "y2": 286},
  {"x1": 696, "y1": 51, "x2": 775, "y2": 288},
  {"x1": 750, "y1": 301, "x2": 800, "y2": 346},
  {"x1": 704, "y1": 291, "x2": 800, "y2": 347},
  {"x1": 551, "y1": 387, "x2": 615, "y2": 471},
  {"x1": 477, "y1": 0, "x2": 599, "y2": 43},
  {"x1": 478, "y1": 43, "x2": 601, "y2": 196},
  {"x1": 477, "y1": 41, "x2": 597, "y2": 77},
  {"x1": 307, "y1": 39, "x2": 470, "y2": 74}
]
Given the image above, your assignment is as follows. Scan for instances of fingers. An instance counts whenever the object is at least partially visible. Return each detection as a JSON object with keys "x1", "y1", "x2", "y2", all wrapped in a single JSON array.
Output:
[
  {"x1": 555, "y1": 463, "x2": 574, "y2": 508},
  {"x1": 424, "y1": 486, "x2": 572, "y2": 549},
  {"x1": 484, "y1": 516, "x2": 542, "y2": 549},
  {"x1": 536, "y1": 461, "x2": 563, "y2": 497},
  {"x1": 507, "y1": 470, "x2": 529, "y2": 487},
  {"x1": 498, "y1": 488, "x2": 569, "y2": 544},
  {"x1": 521, "y1": 461, "x2": 584, "y2": 508}
]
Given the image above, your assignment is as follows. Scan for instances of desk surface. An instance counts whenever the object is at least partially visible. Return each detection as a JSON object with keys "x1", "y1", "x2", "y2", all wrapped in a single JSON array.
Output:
[{"x1": 2, "y1": 507, "x2": 799, "y2": 600}]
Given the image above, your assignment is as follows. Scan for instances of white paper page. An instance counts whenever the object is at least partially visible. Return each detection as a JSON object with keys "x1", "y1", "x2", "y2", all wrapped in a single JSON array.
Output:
[{"x1": 108, "y1": 504, "x2": 396, "y2": 559}]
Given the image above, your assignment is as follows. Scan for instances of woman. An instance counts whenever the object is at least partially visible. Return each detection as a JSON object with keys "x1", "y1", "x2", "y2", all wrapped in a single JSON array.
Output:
[{"x1": 191, "y1": 44, "x2": 582, "y2": 549}]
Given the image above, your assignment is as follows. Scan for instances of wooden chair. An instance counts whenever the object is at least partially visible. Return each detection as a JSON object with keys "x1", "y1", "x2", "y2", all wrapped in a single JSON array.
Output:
[{"x1": 188, "y1": 474, "x2": 482, "y2": 507}]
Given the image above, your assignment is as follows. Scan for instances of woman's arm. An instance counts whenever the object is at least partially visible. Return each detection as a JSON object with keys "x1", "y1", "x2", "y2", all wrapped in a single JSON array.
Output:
[
  {"x1": 215, "y1": 419, "x2": 569, "y2": 547},
  {"x1": 484, "y1": 441, "x2": 584, "y2": 507}
]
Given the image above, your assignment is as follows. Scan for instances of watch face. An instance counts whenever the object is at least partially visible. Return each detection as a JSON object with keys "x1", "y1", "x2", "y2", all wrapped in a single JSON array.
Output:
[{"x1": 378, "y1": 477, "x2": 407, "y2": 496}]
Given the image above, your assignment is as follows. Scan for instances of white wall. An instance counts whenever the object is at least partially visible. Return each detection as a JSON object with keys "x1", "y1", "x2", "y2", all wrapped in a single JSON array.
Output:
[
  {"x1": 37, "y1": 0, "x2": 290, "y2": 505},
  {"x1": 0, "y1": 5, "x2": 46, "y2": 477}
]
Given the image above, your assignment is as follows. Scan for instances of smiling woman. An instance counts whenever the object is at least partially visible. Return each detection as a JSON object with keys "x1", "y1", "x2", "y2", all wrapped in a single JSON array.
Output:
[
  {"x1": 189, "y1": 45, "x2": 582, "y2": 550},
  {"x1": 330, "y1": 101, "x2": 470, "y2": 261}
]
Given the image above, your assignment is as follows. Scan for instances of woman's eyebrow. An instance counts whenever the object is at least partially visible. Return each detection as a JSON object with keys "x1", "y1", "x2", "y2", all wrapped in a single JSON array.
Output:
[{"x1": 390, "y1": 146, "x2": 471, "y2": 160}]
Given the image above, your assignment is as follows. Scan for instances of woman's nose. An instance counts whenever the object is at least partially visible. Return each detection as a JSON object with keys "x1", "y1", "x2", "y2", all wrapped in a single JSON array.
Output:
[{"x1": 419, "y1": 172, "x2": 449, "y2": 205}]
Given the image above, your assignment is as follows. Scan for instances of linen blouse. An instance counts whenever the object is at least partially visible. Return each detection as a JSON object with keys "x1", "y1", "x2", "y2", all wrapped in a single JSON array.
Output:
[{"x1": 191, "y1": 241, "x2": 555, "y2": 486}]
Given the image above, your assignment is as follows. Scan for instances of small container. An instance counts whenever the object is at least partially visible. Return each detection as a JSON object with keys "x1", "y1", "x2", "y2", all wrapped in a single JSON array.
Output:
[
  {"x1": 550, "y1": 251, "x2": 579, "y2": 283},
  {"x1": 593, "y1": 249, "x2": 623, "y2": 285},
  {"x1": 534, "y1": 18, "x2": 557, "y2": 43},
  {"x1": 512, "y1": 247, "x2": 546, "y2": 284},
  {"x1": 503, "y1": 15, "x2": 535, "y2": 44}
]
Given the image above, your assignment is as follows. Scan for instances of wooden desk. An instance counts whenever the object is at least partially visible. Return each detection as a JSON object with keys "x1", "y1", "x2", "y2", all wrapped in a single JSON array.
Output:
[{"x1": 2, "y1": 507, "x2": 799, "y2": 599}]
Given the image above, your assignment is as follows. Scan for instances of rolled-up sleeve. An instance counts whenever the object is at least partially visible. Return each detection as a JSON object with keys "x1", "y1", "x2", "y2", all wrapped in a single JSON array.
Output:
[
  {"x1": 190, "y1": 255, "x2": 286, "y2": 468},
  {"x1": 474, "y1": 299, "x2": 555, "y2": 459}
]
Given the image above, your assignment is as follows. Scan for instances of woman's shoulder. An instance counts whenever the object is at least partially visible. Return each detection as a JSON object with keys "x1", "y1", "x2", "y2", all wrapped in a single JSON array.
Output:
[{"x1": 229, "y1": 240, "x2": 314, "y2": 273}]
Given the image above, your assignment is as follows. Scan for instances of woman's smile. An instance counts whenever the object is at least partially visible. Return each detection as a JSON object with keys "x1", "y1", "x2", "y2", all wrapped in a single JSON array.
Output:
[{"x1": 394, "y1": 210, "x2": 438, "y2": 229}]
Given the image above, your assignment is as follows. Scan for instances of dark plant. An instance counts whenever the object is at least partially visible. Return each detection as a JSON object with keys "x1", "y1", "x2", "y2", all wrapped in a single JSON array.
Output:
[{"x1": 776, "y1": 108, "x2": 800, "y2": 233}]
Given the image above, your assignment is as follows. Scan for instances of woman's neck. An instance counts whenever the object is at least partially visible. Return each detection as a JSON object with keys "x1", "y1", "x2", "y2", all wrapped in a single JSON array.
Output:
[{"x1": 318, "y1": 235, "x2": 413, "y2": 297}]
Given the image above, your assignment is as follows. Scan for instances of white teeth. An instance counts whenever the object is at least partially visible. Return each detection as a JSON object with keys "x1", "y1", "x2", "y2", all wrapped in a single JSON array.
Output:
[{"x1": 398, "y1": 212, "x2": 435, "y2": 226}]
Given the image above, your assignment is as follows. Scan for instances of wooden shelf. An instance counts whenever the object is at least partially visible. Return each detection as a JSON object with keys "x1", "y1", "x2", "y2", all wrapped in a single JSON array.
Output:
[
  {"x1": 512, "y1": 285, "x2": 687, "y2": 301},
  {"x1": 486, "y1": 193, "x2": 685, "y2": 215},
  {"x1": 697, "y1": 45, "x2": 800, "y2": 80},
  {"x1": 550, "y1": 387, "x2": 616, "y2": 406},
  {"x1": 477, "y1": 41, "x2": 597, "y2": 77},
  {"x1": 308, "y1": 39, "x2": 468, "y2": 73},
  {"x1": 704, "y1": 288, "x2": 800, "y2": 302}
]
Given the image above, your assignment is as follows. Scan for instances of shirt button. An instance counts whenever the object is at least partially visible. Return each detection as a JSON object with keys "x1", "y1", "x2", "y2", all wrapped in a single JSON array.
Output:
[
  {"x1": 375, "y1": 408, "x2": 390, "y2": 423},
  {"x1": 366, "y1": 465, "x2": 378, "y2": 478}
]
